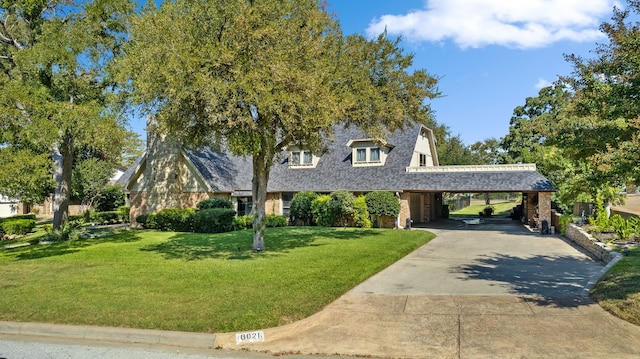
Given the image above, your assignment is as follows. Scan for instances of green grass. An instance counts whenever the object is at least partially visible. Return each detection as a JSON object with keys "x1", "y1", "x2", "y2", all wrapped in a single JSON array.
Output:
[
  {"x1": 450, "y1": 200, "x2": 518, "y2": 217},
  {"x1": 591, "y1": 246, "x2": 640, "y2": 326},
  {"x1": 0, "y1": 227, "x2": 432, "y2": 333}
]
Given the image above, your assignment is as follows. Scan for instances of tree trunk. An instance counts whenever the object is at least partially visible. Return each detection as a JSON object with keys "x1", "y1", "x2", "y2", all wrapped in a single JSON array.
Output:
[
  {"x1": 252, "y1": 153, "x2": 270, "y2": 251},
  {"x1": 52, "y1": 135, "x2": 73, "y2": 230}
]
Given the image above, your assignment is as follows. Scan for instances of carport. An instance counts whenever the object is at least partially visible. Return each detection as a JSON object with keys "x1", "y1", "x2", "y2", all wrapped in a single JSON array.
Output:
[{"x1": 399, "y1": 164, "x2": 555, "y2": 227}]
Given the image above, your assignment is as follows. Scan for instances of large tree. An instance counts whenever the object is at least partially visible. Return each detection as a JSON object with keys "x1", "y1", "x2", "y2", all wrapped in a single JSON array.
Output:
[
  {"x1": 0, "y1": 0, "x2": 134, "y2": 228},
  {"x1": 118, "y1": 0, "x2": 439, "y2": 250},
  {"x1": 555, "y1": 2, "x2": 640, "y2": 190}
]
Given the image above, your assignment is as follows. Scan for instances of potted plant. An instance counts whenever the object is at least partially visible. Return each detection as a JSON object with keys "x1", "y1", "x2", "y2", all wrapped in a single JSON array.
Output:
[{"x1": 483, "y1": 205, "x2": 494, "y2": 217}]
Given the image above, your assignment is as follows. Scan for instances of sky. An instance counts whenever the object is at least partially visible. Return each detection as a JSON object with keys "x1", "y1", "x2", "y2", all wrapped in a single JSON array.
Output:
[
  {"x1": 128, "y1": 0, "x2": 624, "y2": 146},
  {"x1": 325, "y1": 0, "x2": 623, "y2": 145}
]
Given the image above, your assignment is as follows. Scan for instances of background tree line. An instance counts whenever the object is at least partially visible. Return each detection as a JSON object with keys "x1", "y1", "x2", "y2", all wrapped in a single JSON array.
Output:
[
  {"x1": 5, "y1": 0, "x2": 635, "y2": 246},
  {"x1": 499, "y1": 0, "x2": 640, "y2": 213}
]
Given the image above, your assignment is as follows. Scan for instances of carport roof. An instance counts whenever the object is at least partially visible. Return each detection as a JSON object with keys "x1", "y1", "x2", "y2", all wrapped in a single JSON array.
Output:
[{"x1": 402, "y1": 170, "x2": 554, "y2": 192}]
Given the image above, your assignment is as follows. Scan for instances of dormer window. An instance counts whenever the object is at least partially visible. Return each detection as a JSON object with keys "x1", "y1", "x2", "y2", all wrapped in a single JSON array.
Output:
[
  {"x1": 347, "y1": 139, "x2": 393, "y2": 167},
  {"x1": 289, "y1": 148, "x2": 318, "y2": 168},
  {"x1": 370, "y1": 147, "x2": 380, "y2": 162}
]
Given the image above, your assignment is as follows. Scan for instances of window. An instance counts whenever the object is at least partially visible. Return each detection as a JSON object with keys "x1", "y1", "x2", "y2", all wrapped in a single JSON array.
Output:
[
  {"x1": 282, "y1": 192, "x2": 295, "y2": 218},
  {"x1": 347, "y1": 139, "x2": 392, "y2": 167},
  {"x1": 419, "y1": 153, "x2": 427, "y2": 167},
  {"x1": 303, "y1": 152, "x2": 313, "y2": 164},
  {"x1": 237, "y1": 197, "x2": 253, "y2": 216},
  {"x1": 292, "y1": 151, "x2": 301, "y2": 165},
  {"x1": 289, "y1": 150, "x2": 316, "y2": 168},
  {"x1": 370, "y1": 147, "x2": 380, "y2": 162}
]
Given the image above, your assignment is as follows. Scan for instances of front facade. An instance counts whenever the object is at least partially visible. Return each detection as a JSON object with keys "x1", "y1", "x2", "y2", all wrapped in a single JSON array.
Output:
[{"x1": 119, "y1": 122, "x2": 555, "y2": 227}]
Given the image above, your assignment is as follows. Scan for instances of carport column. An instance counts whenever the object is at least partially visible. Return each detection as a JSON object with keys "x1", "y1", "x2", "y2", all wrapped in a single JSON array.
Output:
[
  {"x1": 399, "y1": 192, "x2": 411, "y2": 228},
  {"x1": 538, "y1": 191, "x2": 551, "y2": 228}
]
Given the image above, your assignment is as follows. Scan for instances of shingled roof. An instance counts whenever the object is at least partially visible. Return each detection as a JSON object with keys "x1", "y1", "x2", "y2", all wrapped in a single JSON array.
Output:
[{"x1": 119, "y1": 122, "x2": 555, "y2": 194}]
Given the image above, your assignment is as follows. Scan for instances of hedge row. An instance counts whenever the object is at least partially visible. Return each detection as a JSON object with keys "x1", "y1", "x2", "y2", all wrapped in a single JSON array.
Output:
[
  {"x1": 290, "y1": 190, "x2": 399, "y2": 228},
  {"x1": 67, "y1": 206, "x2": 130, "y2": 226},
  {"x1": 1, "y1": 218, "x2": 36, "y2": 236},
  {"x1": 137, "y1": 208, "x2": 288, "y2": 234}
]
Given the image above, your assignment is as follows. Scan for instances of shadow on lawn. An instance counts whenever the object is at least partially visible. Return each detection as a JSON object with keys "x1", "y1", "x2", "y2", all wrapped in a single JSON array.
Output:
[
  {"x1": 10, "y1": 231, "x2": 141, "y2": 260},
  {"x1": 142, "y1": 227, "x2": 383, "y2": 261}
]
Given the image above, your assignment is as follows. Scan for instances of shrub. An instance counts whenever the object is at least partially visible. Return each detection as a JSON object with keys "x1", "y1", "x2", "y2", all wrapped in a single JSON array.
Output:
[
  {"x1": 311, "y1": 194, "x2": 333, "y2": 227},
  {"x1": 589, "y1": 199, "x2": 612, "y2": 233},
  {"x1": 154, "y1": 208, "x2": 195, "y2": 232},
  {"x1": 197, "y1": 198, "x2": 232, "y2": 210},
  {"x1": 136, "y1": 213, "x2": 157, "y2": 229},
  {"x1": 329, "y1": 190, "x2": 355, "y2": 227},
  {"x1": 193, "y1": 208, "x2": 236, "y2": 233},
  {"x1": 629, "y1": 216, "x2": 640, "y2": 237},
  {"x1": 610, "y1": 214, "x2": 633, "y2": 240},
  {"x1": 559, "y1": 214, "x2": 572, "y2": 235},
  {"x1": 233, "y1": 215, "x2": 253, "y2": 230},
  {"x1": 266, "y1": 214, "x2": 287, "y2": 227},
  {"x1": 365, "y1": 191, "x2": 400, "y2": 227},
  {"x1": 95, "y1": 184, "x2": 126, "y2": 212},
  {"x1": 353, "y1": 196, "x2": 371, "y2": 228},
  {"x1": 290, "y1": 191, "x2": 317, "y2": 225},
  {"x1": 1, "y1": 219, "x2": 36, "y2": 235},
  {"x1": 117, "y1": 206, "x2": 130, "y2": 223},
  {"x1": 92, "y1": 211, "x2": 121, "y2": 225},
  {"x1": 2, "y1": 214, "x2": 36, "y2": 221},
  {"x1": 42, "y1": 222, "x2": 81, "y2": 242}
]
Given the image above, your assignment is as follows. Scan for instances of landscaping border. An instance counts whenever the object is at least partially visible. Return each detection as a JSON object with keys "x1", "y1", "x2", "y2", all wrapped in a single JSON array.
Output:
[{"x1": 564, "y1": 223, "x2": 615, "y2": 263}]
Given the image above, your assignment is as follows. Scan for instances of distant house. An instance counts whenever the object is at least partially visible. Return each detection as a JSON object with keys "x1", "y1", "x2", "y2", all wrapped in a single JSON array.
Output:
[
  {"x1": 0, "y1": 194, "x2": 19, "y2": 218},
  {"x1": 118, "y1": 121, "x2": 555, "y2": 227}
]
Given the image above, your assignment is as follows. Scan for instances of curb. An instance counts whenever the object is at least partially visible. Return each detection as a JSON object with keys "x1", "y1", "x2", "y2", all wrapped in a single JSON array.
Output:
[
  {"x1": 0, "y1": 321, "x2": 216, "y2": 349},
  {"x1": 583, "y1": 251, "x2": 624, "y2": 295}
]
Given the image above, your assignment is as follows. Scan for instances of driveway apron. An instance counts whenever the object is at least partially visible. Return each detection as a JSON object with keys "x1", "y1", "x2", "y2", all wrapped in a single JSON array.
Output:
[{"x1": 216, "y1": 220, "x2": 640, "y2": 358}]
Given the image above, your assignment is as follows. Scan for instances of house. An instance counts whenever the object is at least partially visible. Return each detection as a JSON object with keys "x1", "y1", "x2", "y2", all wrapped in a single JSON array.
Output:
[
  {"x1": 0, "y1": 194, "x2": 19, "y2": 218},
  {"x1": 118, "y1": 121, "x2": 555, "y2": 227}
]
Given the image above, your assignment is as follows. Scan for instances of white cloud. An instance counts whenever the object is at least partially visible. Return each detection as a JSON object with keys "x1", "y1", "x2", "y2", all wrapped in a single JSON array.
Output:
[
  {"x1": 534, "y1": 78, "x2": 553, "y2": 89},
  {"x1": 366, "y1": 0, "x2": 620, "y2": 49}
]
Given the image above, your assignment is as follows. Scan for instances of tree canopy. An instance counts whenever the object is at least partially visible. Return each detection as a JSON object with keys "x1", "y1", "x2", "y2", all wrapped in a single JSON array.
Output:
[
  {"x1": 501, "y1": 0, "x2": 640, "y2": 210},
  {"x1": 0, "y1": 0, "x2": 135, "y2": 227},
  {"x1": 118, "y1": 0, "x2": 440, "y2": 250}
]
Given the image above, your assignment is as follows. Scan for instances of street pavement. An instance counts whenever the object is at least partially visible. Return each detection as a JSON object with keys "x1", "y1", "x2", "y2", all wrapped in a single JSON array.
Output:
[{"x1": 3, "y1": 219, "x2": 640, "y2": 358}]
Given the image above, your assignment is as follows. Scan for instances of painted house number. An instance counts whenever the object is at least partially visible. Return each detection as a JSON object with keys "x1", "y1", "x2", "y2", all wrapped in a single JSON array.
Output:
[{"x1": 236, "y1": 330, "x2": 265, "y2": 344}]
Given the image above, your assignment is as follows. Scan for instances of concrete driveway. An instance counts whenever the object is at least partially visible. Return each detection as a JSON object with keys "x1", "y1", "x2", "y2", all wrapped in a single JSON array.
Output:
[
  {"x1": 217, "y1": 220, "x2": 640, "y2": 358},
  {"x1": 350, "y1": 219, "x2": 603, "y2": 297}
]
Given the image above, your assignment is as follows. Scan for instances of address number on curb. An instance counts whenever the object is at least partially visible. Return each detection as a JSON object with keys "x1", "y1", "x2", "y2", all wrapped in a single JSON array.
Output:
[{"x1": 236, "y1": 330, "x2": 265, "y2": 345}]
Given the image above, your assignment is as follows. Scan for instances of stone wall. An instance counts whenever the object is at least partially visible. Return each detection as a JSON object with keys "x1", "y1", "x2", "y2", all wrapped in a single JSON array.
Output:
[
  {"x1": 129, "y1": 192, "x2": 147, "y2": 225},
  {"x1": 564, "y1": 223, "x2": 615, "y2": 263}
]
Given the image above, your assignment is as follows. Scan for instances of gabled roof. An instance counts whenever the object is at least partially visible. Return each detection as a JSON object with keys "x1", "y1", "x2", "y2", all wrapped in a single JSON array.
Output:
[
  {"x1": 268, "y1": 124, "x2": 421, "y2": 192},
  {"x1": 118, "y1": 122, "x2": 555, "y2": 194},
  {"x1": 117, "y1": 153, "x2": 146, "y2": 190},
  {"x1": 183, "y1": 148, "x2": 253, "y2": 192}
]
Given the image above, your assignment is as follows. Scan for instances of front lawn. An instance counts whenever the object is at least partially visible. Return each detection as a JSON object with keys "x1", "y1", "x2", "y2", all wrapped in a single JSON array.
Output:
[
  {"x1": 450, "y1": 200, "x2": 518, "y2": 217},
  {"x1": 591, "y1": 246, "x2": 640, "y2": 326},
  {"x1": 0, "y1": 227, "x2": 432, "y2": 333}
]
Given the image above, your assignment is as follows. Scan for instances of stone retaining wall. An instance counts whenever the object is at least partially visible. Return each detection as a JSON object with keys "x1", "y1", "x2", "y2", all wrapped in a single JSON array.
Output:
[{"x1": 564, "y1": 223, "x2": 614, "y2": 263}]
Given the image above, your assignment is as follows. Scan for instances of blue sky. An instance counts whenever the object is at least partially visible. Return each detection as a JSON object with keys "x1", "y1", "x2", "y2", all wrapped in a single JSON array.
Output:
[
  {"x1": 129, "y1": 0, "x2": 622, "y2": 145},
  {"x1": 327, "y1": 0, "x2": 622, "y2": 144}
]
